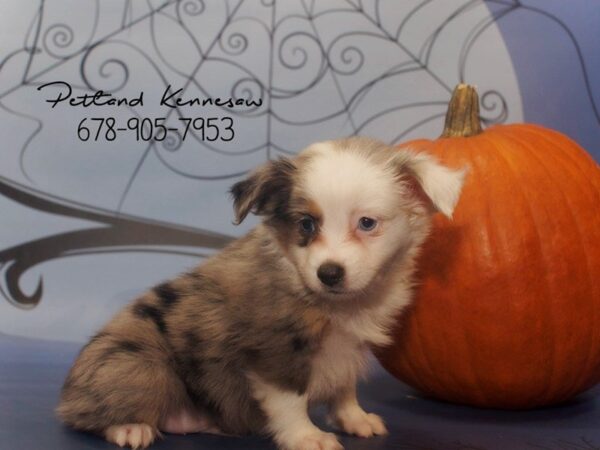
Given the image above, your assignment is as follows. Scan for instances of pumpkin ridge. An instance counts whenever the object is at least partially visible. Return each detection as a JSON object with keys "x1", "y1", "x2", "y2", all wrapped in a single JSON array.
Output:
[
  {"x1": 534, "y1": 129, "x2": 600, "y2": 397},
  {"x1": 475, "y1": 131, "x2": 557, "y2": 404},
  {"x1": 457, "y1": 136, "x2": 504, "y2": 404},
  {"x1": 416, "y1": 137, "x2": 516, "y2": 405},
  {"x1": 529, "y1": 127, "x2": 600, "y2": 219},
  {"x1": 510, "y1": 127, "x2": 600, "y2": 397},
  {"x1": 500, "y1": 128, "x2": 596, "y2": 401},
  {"x1": 444, "y1": 137, "x2": 509, "y2": 404},
  {"x1": 530, "y1": 126, "x2": 600, "y2": 195},
  {"x1": 431, "y1": 139, "x2": 490, "y2": 403},
  {"x1": 521, "y1": 124, "x2": 600, "y2": 172},
  {"x1": 496, "y1": 131, "x2": 562, "y2": 400}
]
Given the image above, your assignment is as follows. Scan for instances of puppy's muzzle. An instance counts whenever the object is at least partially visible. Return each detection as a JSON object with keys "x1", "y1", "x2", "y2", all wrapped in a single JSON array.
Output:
[{"x1": 317, "y1": 262, "x2": 345, "y2": 287}]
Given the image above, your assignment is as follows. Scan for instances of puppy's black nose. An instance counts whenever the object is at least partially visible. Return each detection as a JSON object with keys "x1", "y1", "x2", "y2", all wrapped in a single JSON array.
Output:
[{"x1": 317, "y1": 262, "x2": 345, "y2": 287}]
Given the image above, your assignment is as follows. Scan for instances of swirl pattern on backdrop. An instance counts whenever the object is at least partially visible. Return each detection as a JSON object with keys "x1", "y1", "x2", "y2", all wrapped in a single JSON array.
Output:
[{"x1": 0, "y1": 0, "x2": 596, "y2": 309}]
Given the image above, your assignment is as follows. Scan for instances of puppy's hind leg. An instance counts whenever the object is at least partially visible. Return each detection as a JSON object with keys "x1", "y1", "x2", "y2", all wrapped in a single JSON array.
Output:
[
  {"x1": 159, "y1": 408, "x2": 224, "y2": 435},
  {"x1": 56, "y1": 329, "x2": 192, "y2": 448}
]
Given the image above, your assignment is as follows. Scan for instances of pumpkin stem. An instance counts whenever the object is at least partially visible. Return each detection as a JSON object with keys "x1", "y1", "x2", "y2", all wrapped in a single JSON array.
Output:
[{"x1": 441, "y1": 84, "x2": 483, "y2": 138}]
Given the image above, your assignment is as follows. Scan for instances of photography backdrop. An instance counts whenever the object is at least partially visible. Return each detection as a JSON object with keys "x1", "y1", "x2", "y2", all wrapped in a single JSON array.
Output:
[{"x1": 0, "y1": 0, "x2": 598, "y2": 342}]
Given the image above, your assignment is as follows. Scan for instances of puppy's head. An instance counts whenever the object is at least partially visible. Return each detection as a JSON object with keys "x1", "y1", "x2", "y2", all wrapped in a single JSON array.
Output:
[{"x1": 231, "y1": 137, "x2": 465, "y2": 298}]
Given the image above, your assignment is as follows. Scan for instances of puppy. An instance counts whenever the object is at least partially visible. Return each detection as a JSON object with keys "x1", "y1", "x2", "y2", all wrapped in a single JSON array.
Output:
[{"x1": 56, "y1": 137, "x2": 464, "y2": 450}]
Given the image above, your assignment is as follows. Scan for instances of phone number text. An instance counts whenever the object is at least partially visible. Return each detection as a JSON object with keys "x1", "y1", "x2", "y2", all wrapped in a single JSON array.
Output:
[{"x1": 77, "y1": 117, "x2": 235, "y2": 142}]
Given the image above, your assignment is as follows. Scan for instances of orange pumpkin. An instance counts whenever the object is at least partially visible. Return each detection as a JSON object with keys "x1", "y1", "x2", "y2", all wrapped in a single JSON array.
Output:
[{"x1": 376, "y1": 84, "x2": 600, "y2": 409}]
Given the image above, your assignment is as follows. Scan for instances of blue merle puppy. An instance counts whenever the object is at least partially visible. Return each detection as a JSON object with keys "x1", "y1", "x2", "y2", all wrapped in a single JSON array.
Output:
[{"x1": 57, "y1": 137, "x2": 465, "y2": 450}]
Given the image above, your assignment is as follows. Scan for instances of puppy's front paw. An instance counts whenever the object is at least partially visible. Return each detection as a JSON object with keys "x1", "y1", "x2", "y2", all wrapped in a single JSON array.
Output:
[
  {"x1": 333, "y1": 408, "x2": 388, "y2": 438},
  {"x1": 105, "y1": 423, "x2": 157, "y2": 449},
  {"x1": 290, "y1": 431, "x2": 343, "y2": 450}
]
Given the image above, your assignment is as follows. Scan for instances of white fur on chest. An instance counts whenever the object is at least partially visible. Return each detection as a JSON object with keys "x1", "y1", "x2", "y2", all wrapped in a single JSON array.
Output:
[
  {"x1": 307, "y1": 328, "x2": 369, "y2": 403},
  {"x1": 336, "y1": 274, "x2": 414, "y2": 347},
  {"x1": 306, "y1": 275, "x2": 414, "y2": 403}
]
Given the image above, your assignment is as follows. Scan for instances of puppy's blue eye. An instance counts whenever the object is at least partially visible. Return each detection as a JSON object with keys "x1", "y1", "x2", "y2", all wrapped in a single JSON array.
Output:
[
  {"x1": 299, "y1": 216, "x2": 316, "y2": 234},
  {"x1": 358, "y1": 217, "x2": 377, "y2": 231}
]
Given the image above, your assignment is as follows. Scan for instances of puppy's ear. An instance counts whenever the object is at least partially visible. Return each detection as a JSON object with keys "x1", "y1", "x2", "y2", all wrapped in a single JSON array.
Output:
[
  {"x1": 230, "y1": 157, "x2": 297, "y2": 225},
  {"x1": 393, "y1": 150, "x2": 467, "y2": 218}
]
